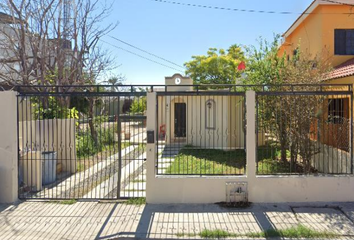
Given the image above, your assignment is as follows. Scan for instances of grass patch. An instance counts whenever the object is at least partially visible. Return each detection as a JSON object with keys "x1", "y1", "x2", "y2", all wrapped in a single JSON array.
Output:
[
  {"x1": 165, "y1": 147, "x2": 246, "y2": 175},
  {"x1": 247, "y1": 224, "x2": 338, "y2": 238},
  {"x1": 200, "y1": 229, "x2": 233, "y2": 238},
  {"x1": 177, "y1": 225, "x2": 338, "y2": 239},
  {"x1": 257, "y1": 146, "x2": 312, "y2": 174},
  {"x1": 123, "y1": 197, "x2": 146, "y2": 205},
  {"x1": 176, "y1": 232, "x2": 197, "y2": 238},
  {"x1": 257, "y1": 158, "x2": 293, "y2": 174},
  {"x1": 48, "y1": 199, "x2": 77, "y2": 205}
]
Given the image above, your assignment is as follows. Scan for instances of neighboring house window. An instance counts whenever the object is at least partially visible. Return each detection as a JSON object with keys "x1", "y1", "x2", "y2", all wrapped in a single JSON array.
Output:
[
  {"x1": 328, "y1": 99, "x2": 344, "y2": 124},
  {"x1": 205, "y1": 99, "x2": 216, "y2": 129},
  {"x1": 334, "y1": 29, "x2": 354, "y2": 55}
]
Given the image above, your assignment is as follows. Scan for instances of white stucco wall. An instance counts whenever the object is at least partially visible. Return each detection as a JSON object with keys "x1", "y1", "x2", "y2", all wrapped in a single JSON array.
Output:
[
  {"x1": 0, "y1": 91, "x2": 18, "y2": 203},
  {"x1": 147, "y1": 91, "x2": 354, "y2": 204}
]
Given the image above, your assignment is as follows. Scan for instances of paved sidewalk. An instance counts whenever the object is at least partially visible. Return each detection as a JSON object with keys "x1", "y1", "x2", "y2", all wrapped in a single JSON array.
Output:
[{"x1": 1, "y1": 201, "x2": 354, "y2": 239}]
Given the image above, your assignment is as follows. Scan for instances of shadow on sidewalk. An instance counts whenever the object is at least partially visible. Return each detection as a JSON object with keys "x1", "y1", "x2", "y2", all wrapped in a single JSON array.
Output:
[
  {"x1": 95, "y1": 203, "x2": 286, "y2": 239},
  {"x1": 2, "y1": 201, "x2": 353, "y2": 239},
  {"x1": 97, "y1": 203, "x2": 354, "y2": 240}
]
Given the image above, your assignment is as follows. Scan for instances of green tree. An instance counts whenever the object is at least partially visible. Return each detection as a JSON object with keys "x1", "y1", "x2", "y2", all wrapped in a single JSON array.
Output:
[
  {"x1": 244, "y1": 36, "x2": 289, "y2": 162},
  {"x1": 184, "y1": 45, "x2": 245, "y2": 85},
  {"x1": 244, "y1": 35, "x2": 286, "y2": 86},
  {"x1": 246, "y1": 36, "x2": 333, "y2": 173},
  {"x1": 130, "y1": 97, "x2": 147, "y2": 114},
  {"x1": 104, "y1": 75, "x2": 126, "y2": 92}
]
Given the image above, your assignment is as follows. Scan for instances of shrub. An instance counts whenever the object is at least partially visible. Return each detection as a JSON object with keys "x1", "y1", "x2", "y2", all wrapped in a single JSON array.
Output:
[
  {"x1": 76, "y1": 126, "x2": 115, "y2": 158},
  {"x1": 31, "y1": 96, "x2": 78, "y2": 120},
  {"x1": 130, "y1": 97, "x2": 146, "y2": 114}
]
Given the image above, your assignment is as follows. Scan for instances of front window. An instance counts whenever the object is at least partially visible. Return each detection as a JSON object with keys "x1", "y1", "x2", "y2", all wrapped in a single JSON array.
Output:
[
  {"x1": 334, "y1": 29, "x2": 354, "y2": 55},
  {"x1": 328, "y1": 99, "x2": 344, "y2": 124}
]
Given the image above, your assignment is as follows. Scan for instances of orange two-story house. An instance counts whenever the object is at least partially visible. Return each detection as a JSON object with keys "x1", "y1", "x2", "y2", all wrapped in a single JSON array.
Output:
[
  {"x1": 279, "y1": 0, "x2": 354, "y2": 150},
  {"x1": 279, "y1": 0, "x2": 354, "y2": 69}
]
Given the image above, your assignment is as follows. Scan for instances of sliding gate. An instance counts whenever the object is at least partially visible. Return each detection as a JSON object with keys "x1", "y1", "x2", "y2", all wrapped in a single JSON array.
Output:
[{"x1": 17, "y1": 86, "x2": 147, "y2": 200}]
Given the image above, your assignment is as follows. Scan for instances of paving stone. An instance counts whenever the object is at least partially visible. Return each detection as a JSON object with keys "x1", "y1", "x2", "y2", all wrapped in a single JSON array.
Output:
[
  {"x1": 293, "y1": 207, "x2": 354, "y2": 236},
  {"x1": 2, "y1": 202, "x2": 354, "y2": 239}
]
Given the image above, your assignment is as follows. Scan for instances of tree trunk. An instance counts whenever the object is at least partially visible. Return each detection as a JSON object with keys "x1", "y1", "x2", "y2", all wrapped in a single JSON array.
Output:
[
  {"x1": 290, "y1": 143, "x2": 298, "y2": 172},
  {"x1": 279, "y1": 120, "x2": 288, "y2": 162},
  {"x1": 280, "y1": 142, "x2": 287, "y2": 162}
]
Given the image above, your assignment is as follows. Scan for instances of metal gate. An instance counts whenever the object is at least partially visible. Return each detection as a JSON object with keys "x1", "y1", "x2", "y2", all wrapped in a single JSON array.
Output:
[{"x1": 17, "y1": 86, "x2": 147, "y2": 200}]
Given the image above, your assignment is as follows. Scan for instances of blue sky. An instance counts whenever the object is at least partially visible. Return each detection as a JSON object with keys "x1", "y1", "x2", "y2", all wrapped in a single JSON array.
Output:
[{"x1": 100, "y1": 0, "x2": 314, "y2": 85}]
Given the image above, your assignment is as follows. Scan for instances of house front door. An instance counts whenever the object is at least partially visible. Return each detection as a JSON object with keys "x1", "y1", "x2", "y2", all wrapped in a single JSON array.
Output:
[{"x1": 174, "y1": 103, "x2": 186, "y2": 137}]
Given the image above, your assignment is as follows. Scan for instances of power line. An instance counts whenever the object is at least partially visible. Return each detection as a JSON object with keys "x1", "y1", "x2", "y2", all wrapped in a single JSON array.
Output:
[
  {"x1": 149, "y1": 0, "x2": 354, "y2": 15},
  {"x1": 100, "y1": 39, "x2": 185, "y2": 73},
  {"x1": 109, "y1": 36, "x2": 185, "y2": 69}
]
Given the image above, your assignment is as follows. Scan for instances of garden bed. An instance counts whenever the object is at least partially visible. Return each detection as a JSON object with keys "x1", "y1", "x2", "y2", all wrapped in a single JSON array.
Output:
[{"x1": 257, "y1": 146, "x2": 318, "y2": 175}]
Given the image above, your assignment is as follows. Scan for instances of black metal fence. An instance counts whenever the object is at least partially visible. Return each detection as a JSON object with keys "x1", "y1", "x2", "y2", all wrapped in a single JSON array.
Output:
[
  {"x1": 256, "y1": 85, "x2": 353, "y2": 175},
  {"x1": 156, "y1": 86, "x2": 246, "y2": 175},
  {"x1": 17, "y1": 86, "x2": 147, "y2": 199},
  {"x1": 16, "y1": 83, "x2": 354, "y2": 198}
]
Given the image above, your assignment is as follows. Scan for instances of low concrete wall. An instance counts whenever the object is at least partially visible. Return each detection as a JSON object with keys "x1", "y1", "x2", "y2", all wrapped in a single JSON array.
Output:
[
  {"x1": 147, "y1": 175, "x2": 246, "y2": 203},
  {"x1": 146, "y1": 175, "x2": 354, "y2": 203},
  {"x1": 251, "y1": 176, "x2": 354, "y2": 203},
  {"x1": 146, "y1": 91, "x2": 354, "y2": 204},
  {"x1": 0, "y1": 91, "x2": 18, "y2": 203}
]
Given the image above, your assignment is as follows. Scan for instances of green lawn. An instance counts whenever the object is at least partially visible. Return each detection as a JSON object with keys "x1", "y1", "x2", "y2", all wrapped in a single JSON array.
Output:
[
  {"x1": 164, "y1": 147, "x2": 246, "y2": 175},
  {"x1": 163, "y1": 145, "x2": 301, "y2": 175}
]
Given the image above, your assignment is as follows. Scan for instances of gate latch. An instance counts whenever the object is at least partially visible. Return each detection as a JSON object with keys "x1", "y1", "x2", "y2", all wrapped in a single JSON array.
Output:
[{"x1": 147, "y1": 130, "x2": 154, "y2": 144}]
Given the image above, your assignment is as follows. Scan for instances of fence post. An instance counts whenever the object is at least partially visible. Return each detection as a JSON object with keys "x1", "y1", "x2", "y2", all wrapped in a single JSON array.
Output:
[
  {"x1": 146, "y1": 91, "x2": 157, "y2": 203},
  {"x1": 0, "y1": 91, "x2": 18, "y2": 203},
  {"x1": 246, "y1": 91, "x2": 256, "y2": 181}
]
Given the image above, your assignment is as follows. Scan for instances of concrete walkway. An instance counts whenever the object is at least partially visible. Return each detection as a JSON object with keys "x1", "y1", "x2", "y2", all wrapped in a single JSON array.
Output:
[
  {"x1": 1, "y1": 201, "x2": 354, "y2": 239},
  {"x1": 84, "y1": 152, "x2": 146, "y2": 199}
]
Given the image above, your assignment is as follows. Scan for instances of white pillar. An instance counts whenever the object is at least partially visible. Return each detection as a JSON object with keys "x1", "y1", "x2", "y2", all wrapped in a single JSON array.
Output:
[
  {"x1": 0, "y1": 91, "x2": 18, "y2": 203},
  {"x1": 246, "y1": 91, "x2": 256, "y2": 180},
  {"x1": 146, "y1": 91, "x2": 157, "y2": 203}
]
